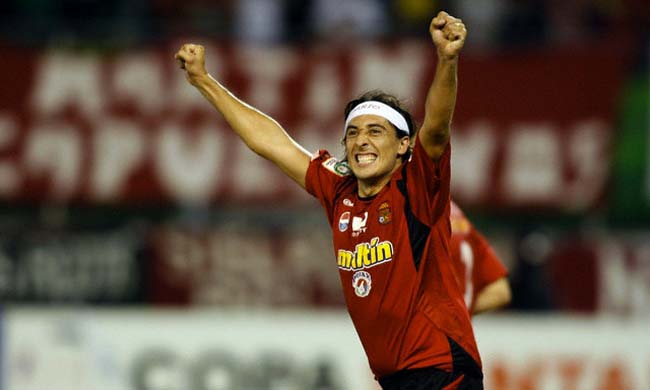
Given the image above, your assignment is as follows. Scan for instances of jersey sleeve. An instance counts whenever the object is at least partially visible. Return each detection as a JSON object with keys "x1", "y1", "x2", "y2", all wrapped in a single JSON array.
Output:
[
  {"x1": 404, "y1": 138, "x2": 451, "y2": 226},
  {"x1": 305, "y1": 150, "x2": 349, "y2": 225},
  {"x1": 469, "y1": 227, "x2": 509, "y2": 296}
]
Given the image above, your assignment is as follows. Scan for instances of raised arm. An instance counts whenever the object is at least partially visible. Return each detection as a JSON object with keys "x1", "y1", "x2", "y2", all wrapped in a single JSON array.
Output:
[
  {"x1": 175, "y1": 44, "x2": 311, "y2": 188},
  {"x1": 419, "y1": 11, "x2": 467, "y2": 160}
]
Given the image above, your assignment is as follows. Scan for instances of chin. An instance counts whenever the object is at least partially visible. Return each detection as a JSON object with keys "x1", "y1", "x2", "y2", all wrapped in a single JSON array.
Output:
[{"x1": 354, "y1": 169, "x2": 382, "y2": 182}]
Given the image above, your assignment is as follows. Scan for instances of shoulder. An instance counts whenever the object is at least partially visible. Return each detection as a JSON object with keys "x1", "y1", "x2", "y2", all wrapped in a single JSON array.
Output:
[
  {"x1": 310, "y1": 150, "x2": 352, "y2": 177},
  {"x1": 320, "y1": 156, "x2": 353, "y2": 177}
]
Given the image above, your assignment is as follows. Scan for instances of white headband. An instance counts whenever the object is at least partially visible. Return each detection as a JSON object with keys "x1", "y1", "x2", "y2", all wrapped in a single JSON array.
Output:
[{"x1": 344, "y1": 101, "x2": 409, "y2": 136}]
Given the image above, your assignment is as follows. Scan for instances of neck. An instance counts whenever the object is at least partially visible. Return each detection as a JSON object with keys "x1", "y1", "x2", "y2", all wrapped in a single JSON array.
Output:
[{"x1": 356, "y1": 162, "x2": 403, "y2": 198}]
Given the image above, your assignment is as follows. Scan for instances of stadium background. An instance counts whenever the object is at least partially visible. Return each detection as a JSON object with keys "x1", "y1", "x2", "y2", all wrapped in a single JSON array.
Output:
[{"x1": 0, "y1": 0, "x2": 648, "y2": 389}]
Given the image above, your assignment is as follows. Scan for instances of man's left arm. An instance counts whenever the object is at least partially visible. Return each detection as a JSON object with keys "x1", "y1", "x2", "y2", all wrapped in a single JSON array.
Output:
[{"x1": 419, "y1": 11, "x2": 467, "y2": 160}]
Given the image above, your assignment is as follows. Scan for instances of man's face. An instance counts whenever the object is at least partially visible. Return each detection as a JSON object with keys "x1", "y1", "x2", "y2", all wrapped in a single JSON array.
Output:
[{"x1": 344, "y1": 114, "x2": 409, "y2": 183}]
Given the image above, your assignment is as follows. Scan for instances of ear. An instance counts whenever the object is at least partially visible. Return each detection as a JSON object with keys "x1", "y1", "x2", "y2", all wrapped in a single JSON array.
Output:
[{"x1": 398, "y1": 136, "x2": 410, "y2": 156}]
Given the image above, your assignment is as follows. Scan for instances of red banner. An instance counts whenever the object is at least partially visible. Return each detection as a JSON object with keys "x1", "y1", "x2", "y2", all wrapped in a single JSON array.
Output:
[{"x1": 0, "y1": 42, "x2": 628, "y2": 210}]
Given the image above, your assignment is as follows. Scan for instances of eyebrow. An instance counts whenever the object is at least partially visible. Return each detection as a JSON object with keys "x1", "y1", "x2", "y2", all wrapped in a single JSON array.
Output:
[
  {"x1": 367, "y1": 123, "x2": 387, "y2": 129},
  {"x1": 346, "y1": 123, "x2": 387, "y2": 130}
]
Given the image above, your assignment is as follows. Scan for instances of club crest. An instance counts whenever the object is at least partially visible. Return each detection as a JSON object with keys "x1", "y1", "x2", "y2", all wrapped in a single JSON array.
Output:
[
  {"x1": 378, "y1": 202, "x2": 392, "y2": 225},
  {"x1": 352, "y1": 271, "x2": 372, "y2": 297}
]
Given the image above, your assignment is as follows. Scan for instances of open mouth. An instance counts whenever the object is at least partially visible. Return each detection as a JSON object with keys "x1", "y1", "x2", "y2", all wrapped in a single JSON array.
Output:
[{"x1": 355, "y1": 153, "x2": 377, "y2": 166}]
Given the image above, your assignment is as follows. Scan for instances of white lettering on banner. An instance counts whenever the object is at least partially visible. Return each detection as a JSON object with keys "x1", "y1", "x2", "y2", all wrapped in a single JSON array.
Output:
[
  {"x1": 0, "y1": 114, "x2": 19, "y2": 195},
  {"x1": 112, "y1": 53, "x2": 165, "y2": 114},
  {"x1": 238, "y1": 46, "x2": 297, "y2": 115},
  {"x1": 31, "y1": 53, "x2": 104, "y2": 117},
  {"x1": 230, "y1": 140, "x2": 286, "y2": 199},
  {"x1": 451, "y1": 121, "x2": 496, "y2": 202},
  {"x1": 91, "y1": 120, "x2": 146, "y2": 199},
  {"x1": 353, "y1": 42, "x2": 425, "y2": 99},
  {"x1": 0, "y1": 49, "x2": 617, "y2": 207},
  {"x1": 483, "y1": 355, "x2": 639, "y2": 390},
  {"x1": 153, "y1": 228, "x2": 342, "y2": 306},
  {"x1": 0, "y1": 233, "x2": 139, "y2": 301},
  {"x1": 597, "y1": 240, "x2": 650, "y2": 316},
  {"x1": 473, "y1": 317, "x2": 650, "y2": 390},
  {"x1": 305, "y1": 62, "x2": 342, "y2": 119},
  {"x1": 296, "y1": 121, "x2": 341, "y2": 155},
  {"x1": 503, "y1": 123, "x2": 562, "y2": 203},
  {"x1": 130, "y1": 348, "x2": 337, "y2": 390},
  {"x1": 202, "y1": 231, "x2": 275, "y2": 305},
  {"x1": 24, "y1": 123, "x2": 82, "y2": 199},
  {"x1": 4, "y1": 312, "x2": 650, "y2": 390},
  {"x1": 154, "y1": 123, "x2": 225, "y2": 203},
  {"x1": 565, "y1": 119, "x2": 609, "y2": 210}
]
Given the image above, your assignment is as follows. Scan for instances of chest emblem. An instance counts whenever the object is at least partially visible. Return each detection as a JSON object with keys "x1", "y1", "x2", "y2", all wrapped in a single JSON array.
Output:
[
  {"x1": 352, "y1": 271, "x2": 372, "y2": 297},
  {"x1": 378, "y1": 202, "x2": 392, "y2": 225},
  {"x1": 338, "y1": 211, "x2": 351, "y2": 232},
  {"x1": 351, "y1": 212, "x2": 368, "y2": 237}
]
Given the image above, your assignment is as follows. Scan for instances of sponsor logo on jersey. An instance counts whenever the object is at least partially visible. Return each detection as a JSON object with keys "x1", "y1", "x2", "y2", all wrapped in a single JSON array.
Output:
[
  {"x1": 377, "y1": 202, "x2": 392, "y2": 225},
  {"x1": 351, "y1": 212, "x2": 368, "y2": 237},
  {"x1": 352, "y1": 271, "x2": 372, "y2": 297},
  {"x1": 343, "y1": 198, "x2": 354, "y2": 207},
  {"x1": 323, "y1": 157, "x2": 351, "y2": 176},
  {"x1": 337, "y1": 237, "x2": 394, "y2": 271},
  {"x1": 338, "y1": 211, "x2": 350, "y2": 232}
]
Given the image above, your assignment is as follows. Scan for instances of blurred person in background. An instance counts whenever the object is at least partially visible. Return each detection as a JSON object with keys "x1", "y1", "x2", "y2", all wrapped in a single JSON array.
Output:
[
  {"x1": 450, "y1": 201, "x2": 511, "y2": 316},
  {"x1": 175, "y1": 10, "x2": 483, "y2": 390},
  {"x1": 510, "y1": 225, "x2": 557, "y2": 311}
]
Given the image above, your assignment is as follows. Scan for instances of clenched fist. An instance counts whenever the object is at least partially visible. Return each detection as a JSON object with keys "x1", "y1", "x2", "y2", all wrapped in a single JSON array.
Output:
[
  {"x1": 175, "y1": 43, "x2": 208, "y2": 85},
  {"x1": 430, "y1": 11, "x2": 467, "y2": 60}
]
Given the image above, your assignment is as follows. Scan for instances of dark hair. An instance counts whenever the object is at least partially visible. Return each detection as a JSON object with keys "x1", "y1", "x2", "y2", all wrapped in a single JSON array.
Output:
[{"x1": 343, "y1": 90, "x2": 416, "y2": 161}]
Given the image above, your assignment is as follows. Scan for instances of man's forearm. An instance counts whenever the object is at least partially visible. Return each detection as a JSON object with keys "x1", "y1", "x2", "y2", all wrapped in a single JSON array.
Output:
[
  {"x1": 422, "y1": 57, "x2": 458, "y2": 141},
  {"x1": 191, "y1": 73, "x2": 295, "y2": 158}
]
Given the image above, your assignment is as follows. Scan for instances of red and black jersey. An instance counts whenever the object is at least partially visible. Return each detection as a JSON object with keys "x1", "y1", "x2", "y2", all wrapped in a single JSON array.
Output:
[
  {"x1": 305, "y1": 138, "x2": 481, "y2": 378},
  {"x1": 450, "y1": 202, "x2": 509, "y2": 314}
]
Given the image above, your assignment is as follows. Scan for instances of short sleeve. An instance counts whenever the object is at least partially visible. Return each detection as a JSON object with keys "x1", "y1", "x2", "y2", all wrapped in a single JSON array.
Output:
[
  {"x1": 404, "y1": 138, "x2": 451, "y2": 226},
  {"x1": 470, "y1": 228, "x2": 509, "y2": 295},
  {"x1": 305, "y1": 150, "x2": 351, "y2": 225}
]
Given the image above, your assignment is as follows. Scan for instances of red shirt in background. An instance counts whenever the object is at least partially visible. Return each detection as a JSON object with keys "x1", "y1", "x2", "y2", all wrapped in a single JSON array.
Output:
[{"x1": 449, "y1": 201, "x2": 509, "y2": 314}]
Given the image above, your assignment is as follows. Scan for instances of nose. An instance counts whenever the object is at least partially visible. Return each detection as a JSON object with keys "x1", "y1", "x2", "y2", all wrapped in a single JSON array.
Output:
[{"x1": 354, "y1": 131, "x2": 370, "y2": 147}]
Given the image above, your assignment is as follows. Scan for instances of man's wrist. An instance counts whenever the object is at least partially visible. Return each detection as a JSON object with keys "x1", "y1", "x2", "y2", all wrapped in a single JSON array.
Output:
[
  {"x1": 437, "y1": 53, "x2": 460, "y2": 64},
  {"x1": 189, "y1": 72, "x2": 211, "y2": 87}
]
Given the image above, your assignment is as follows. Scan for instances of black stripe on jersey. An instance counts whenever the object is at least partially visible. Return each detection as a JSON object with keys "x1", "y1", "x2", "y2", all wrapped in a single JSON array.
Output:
[
  {"x1": 396, "y1": 166, "x2": 431, "y2": 271},
  {"x1": 447, "y1": 337, "x2": 484, "y2": 385}
]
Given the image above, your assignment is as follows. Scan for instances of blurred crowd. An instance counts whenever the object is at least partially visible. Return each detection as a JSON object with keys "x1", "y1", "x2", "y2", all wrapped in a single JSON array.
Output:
[{"x1": 0, "y1": 0, "x2": 647, "y2": 49}]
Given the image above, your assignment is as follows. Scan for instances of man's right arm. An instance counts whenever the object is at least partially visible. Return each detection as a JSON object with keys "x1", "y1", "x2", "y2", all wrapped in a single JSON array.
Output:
[
  {"x1": 472, "y1": 277, "x2": 511, "y2": 315},
  {"x1": 175, "y1": 44, "x2": 312, "y2": 189}
]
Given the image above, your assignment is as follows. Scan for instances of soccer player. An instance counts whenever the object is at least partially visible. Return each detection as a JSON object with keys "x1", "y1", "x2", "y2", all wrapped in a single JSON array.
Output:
[
  {"x1": 450, "y1": 201, "x2": 511, "y2": 315},
  {"x1": 176, "y1": 11, "x2": 482, "y2": 390}
]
